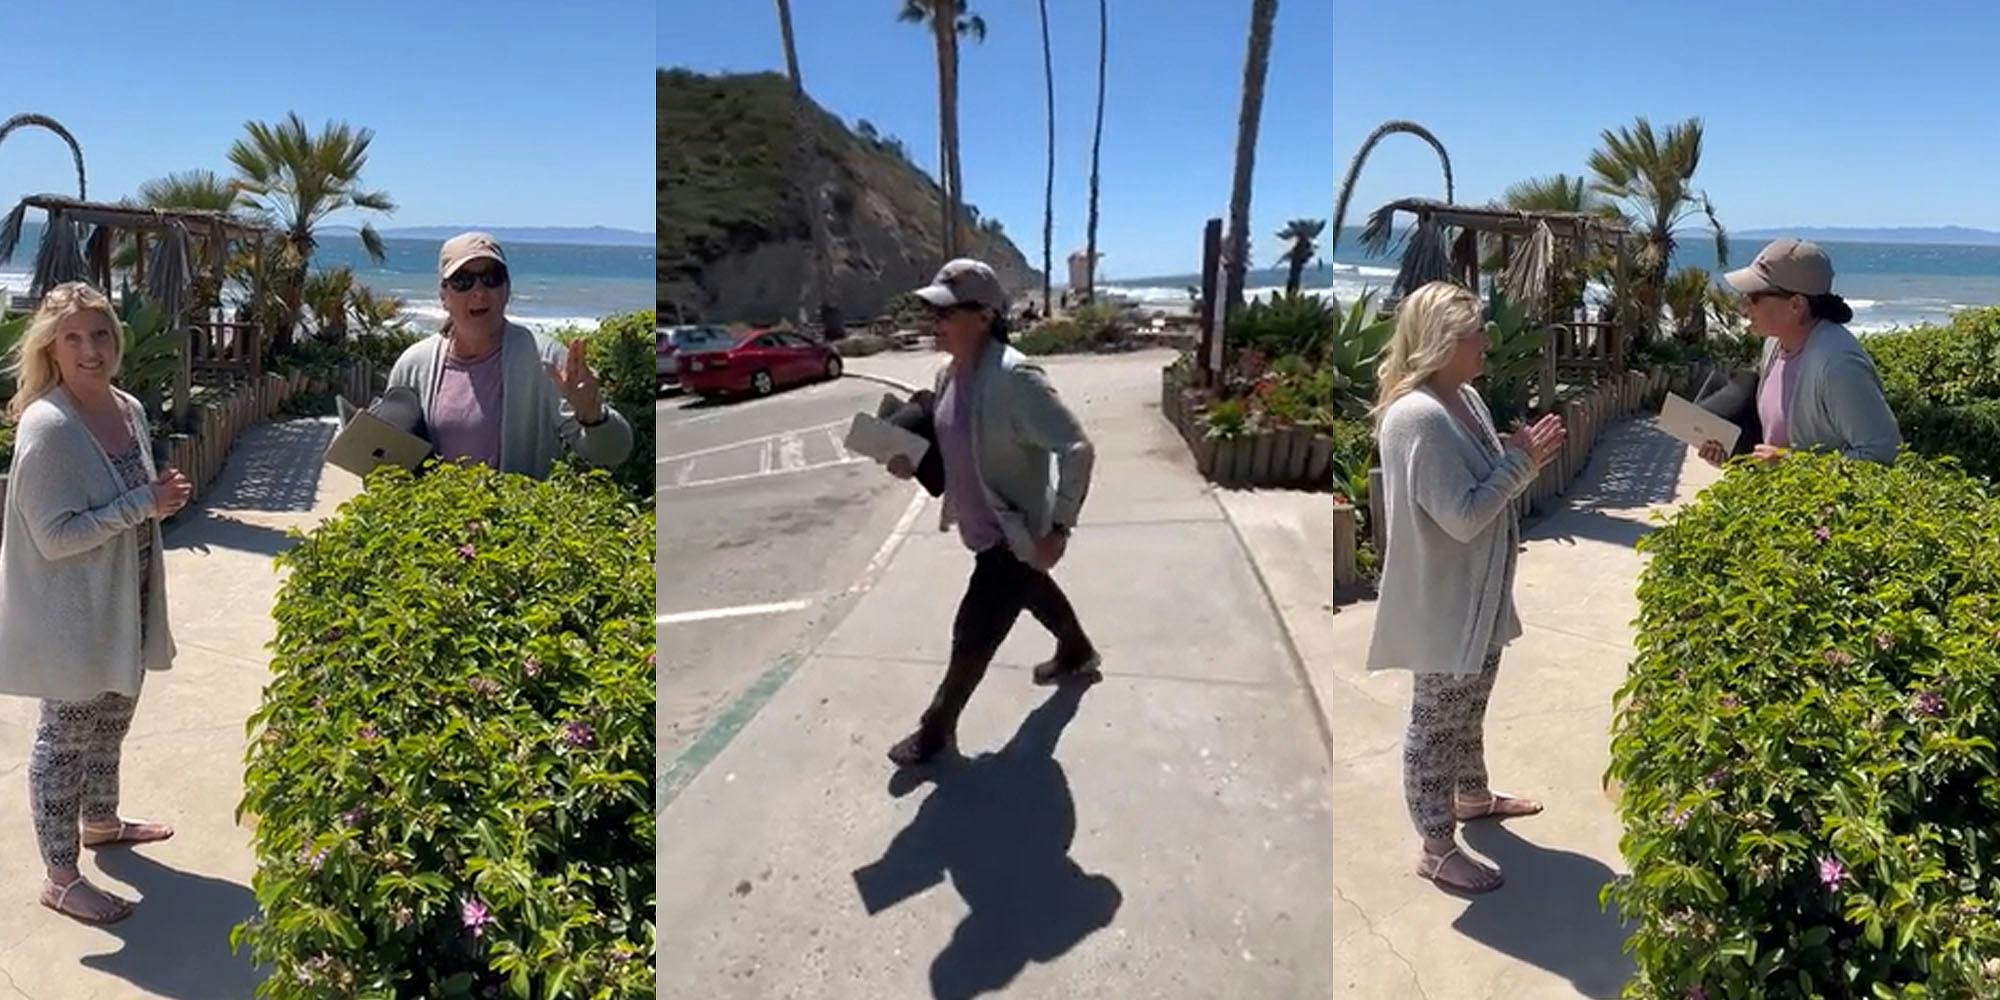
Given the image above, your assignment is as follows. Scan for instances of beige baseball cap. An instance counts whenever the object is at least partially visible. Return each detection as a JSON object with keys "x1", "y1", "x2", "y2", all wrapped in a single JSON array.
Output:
[
  {"x1": 1725, "y1": 238, "x2": 1834, "y2": 296},
  {"x1": 438, "y1": 232, "x2": 507, "y2": 280},
  {"x1": 912, "y1": 258, "x2": 1008, "y2": 313}
]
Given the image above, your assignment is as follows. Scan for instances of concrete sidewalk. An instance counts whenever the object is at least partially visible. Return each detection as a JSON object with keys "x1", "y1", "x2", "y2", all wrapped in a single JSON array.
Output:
[
  {"x1": 1223, "y1": 418, "x2": 1719, "y2": 999},
  {"x1": 661, "y1": 349, "x2": 1336, "y2": 999},
  {"x1": 0, "y1": 418, "x2": 358, "y2": 999}
]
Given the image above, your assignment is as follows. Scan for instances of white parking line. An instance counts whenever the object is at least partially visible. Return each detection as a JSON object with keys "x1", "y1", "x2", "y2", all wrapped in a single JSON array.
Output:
[
  {"x1": 658, "y1": 599, "x2": 813, "y2": 625},
  {"x1": 657, "y1": 419, "x2": 849, "y2": 465},
  {"x1": 657, "y1": 456, "x2": 870, "y2": 494},
  {"x1": 778, "y1": 433, "x2": 806, "y2": 471}
]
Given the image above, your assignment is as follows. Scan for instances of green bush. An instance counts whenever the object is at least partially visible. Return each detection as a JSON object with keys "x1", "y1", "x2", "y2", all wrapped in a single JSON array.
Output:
[
  {"x1": 1866, "y1": 308, "x2": 2000, "y2": 409},
  {"x1": 1898, "y1": 399, "x2": 2000, "y2": 484},
  {"x1": 1016, "y1": 304, "x2": 1125, "y2": 356},
  {"x1": 836, "y1": 333, "x2": 891, "y2": 358},
  {"x1": 1607, "y1": 451, "x2": 2000, "y2": 997},
  {"x1": 575, "y1": 311, "x2": 656, "y2": 503},
  {"x1": 235, "y1": 463, "x2": 655, "y2": 998},
  {"x1": 1228, "y1": 292, "x2": 1336, "y2": 362}
]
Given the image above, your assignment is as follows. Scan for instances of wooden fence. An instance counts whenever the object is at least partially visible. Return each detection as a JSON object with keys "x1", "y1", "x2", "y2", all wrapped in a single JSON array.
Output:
[{"x1": 0, "y1": 359, "x2": 378, "y2": 534}]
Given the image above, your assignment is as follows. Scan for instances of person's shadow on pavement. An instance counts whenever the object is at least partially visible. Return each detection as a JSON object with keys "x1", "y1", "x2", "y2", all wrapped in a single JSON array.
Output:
[
  {"x1": 1453, "y1": 823, "x2": 1634, "y2": 998},
  {"x1": 79, "y1": 850, "x2": 265, "y2": 998},
  {"x1": 852, "y1": 681, "x2": 1123, "y2": 1000}
]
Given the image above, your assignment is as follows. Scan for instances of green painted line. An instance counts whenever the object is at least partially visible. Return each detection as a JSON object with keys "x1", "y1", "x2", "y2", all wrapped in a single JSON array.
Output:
[{"x1": 660, "y1": 650, "x2": 805, "y2": 810}]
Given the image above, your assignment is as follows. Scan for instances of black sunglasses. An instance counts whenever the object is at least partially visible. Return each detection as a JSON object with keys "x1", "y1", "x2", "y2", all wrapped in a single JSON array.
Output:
[
  {"x1": 1746, "y1": 289, "x2": 1798, "y2": 303},
  {"x1": 444, "y1": 266, "x2": 509, "y2": 292},
  {"x1": 928, "y1": 302, "x2": 982, "y2": 318}
]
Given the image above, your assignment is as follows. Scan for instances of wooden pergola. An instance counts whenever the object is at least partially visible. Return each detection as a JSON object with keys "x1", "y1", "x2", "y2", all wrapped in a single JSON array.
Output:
[
  {"x1": 1, "y1": 195, "x2": 275, "y2": 425},
  {"x1": 1364, "y1": 198, "x2": 1638, "y2": 404}
]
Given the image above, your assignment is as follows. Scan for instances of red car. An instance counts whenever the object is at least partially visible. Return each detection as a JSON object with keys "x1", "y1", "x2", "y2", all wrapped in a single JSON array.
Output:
[{"x1": 676, "y1": 329, "x2": 844, "y2": 399}]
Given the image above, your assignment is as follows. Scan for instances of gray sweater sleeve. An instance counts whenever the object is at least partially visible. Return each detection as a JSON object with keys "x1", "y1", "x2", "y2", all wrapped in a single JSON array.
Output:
[
  {"x1": 1822, "y1": 352, "x2": 1902, "y2": 464},
  {"x1": 12, "y1": 413, "x2": 157, "y2": 562},
  {"x1": 1007, "y1": 364, "x2": 1095, "y2": 528},
  {"x1": 1394, "y1": 405, "x2": 1537, "y2": 544}
]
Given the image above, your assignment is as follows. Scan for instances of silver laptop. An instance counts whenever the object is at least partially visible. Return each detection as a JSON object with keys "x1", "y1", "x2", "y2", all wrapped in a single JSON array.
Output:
[{"x1": 326, "y1": 387, "x2": 433, "y2": 477}]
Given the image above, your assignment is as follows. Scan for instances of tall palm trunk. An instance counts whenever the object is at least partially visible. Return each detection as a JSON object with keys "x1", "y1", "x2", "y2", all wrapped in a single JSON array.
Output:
[
  {"x1": 932, "y1": 12, "x2": 959, "y2": 259},
  {"x1": 1328, "y1": 120, "x2": 1454, "y2": 265},
  {"x1": 776, "y1": 0, "x2": 838, "y2": 332},
  {"x1": 1083, "y1": 0, "x2": 1107, "y2": 307},
  {"x1": 1223, "y1": 0, "x2": 1279, "y2": 317},
  {"x1": 1037, "y1": 0, "x2": 1055, "y2": 317}
]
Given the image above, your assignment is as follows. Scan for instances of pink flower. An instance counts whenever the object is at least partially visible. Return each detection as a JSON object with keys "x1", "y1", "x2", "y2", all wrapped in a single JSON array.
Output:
[
  {"x1": 561, "y1": 721, "x2": 595, "y2": 749},
  {"x1": 461, "y1": 897, "x2": 494, "y2": 937},
  {"x1": 1818, "y1": 856, "x2": 1847, "y2": 890},
  {"x1": 358, "y1": 724, "x2": 379, "y2": 742},
  {"x1": 457, "y1": 544, "x2": 477, "y2": 560},
  {"x1": 646, "y1": 651, "x2": 656, "y2": 668},
  {"x1": 1914, "y1": 691, "x2": 1945, "y2": 717},
  {"x1": 1719, "y1": 694, "x2": 1741, "y2": 710},
  {"x1": 1824, "y1": 649, "x2": 1854, "y2": 668},
  {"x1": 522, "y1": 656, "x2": 542, "y2": 678},
  {"x1": 1813, "y1": 525, "x2": 1831, "y2": 543},
  {"x1": 1664, "y1": 806, "x2": 1692, "y2": 829},
  {"x1": 469, "y1": 677, "x2": 500, "y2": 697},
  {"x1": 1687, "y1": 989, "x2": 1707, "y2": 1000},
  {"x1": 1876, "y1": 633, "x2": 1894, "y2": 651}
]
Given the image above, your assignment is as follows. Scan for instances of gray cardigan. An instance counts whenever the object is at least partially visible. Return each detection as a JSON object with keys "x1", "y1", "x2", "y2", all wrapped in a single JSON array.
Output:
[
  {"x1": 1365, "y1": 384, "x2": 1534, "y2": 676},
  {"x1": 387, "y1": 322, "x2": 634, "y2": 479},
  {"x1": 931, "y1": 341, "x2": 1095, "y2": 563},
  {"x1": 0, "y1": 387, "x2": 175, "y2": 701},
  {"x1": 1757, "y1": 320, "x2": 1901, "y2": 464}
]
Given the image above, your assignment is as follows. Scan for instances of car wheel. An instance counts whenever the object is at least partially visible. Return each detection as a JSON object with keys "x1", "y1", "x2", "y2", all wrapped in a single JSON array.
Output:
[
  {"x1": 825, "y1": 355, "x2": 844, "y2": 380},
  {"x1": 751, "y1": 370, "x2": 775, "y2": 396}
]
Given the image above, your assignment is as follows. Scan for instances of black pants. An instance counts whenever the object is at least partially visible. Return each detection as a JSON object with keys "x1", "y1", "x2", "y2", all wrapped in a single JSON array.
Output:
[{"x1": 918, "y1": 545, "x2": 1095, "y2": 739}]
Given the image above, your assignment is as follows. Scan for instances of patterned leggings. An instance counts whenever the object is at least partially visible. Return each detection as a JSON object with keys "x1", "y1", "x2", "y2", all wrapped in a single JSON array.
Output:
[
  {"x1": 1403, "y1": 649, "x2": 1503, "y2": 841},
  {"x1": 29, "y1": 691, "x2": 140, "y2": 871}
]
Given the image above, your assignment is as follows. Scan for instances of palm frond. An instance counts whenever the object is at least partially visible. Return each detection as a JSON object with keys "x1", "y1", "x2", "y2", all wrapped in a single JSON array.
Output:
[
  {"x1": 357, "y1": 223, "x2": 388, "y2": 265},
  {"x1": 1393, "y1": 218, "x2": 1452, "y2": 298},
  {"x1": 0, "y1": 202, "x2": 27, "y2": 267},
  {"x1": 1501, "y1": 221, "x2": 1555, "y2": 317},
  {"x1": 960, "y1": 13, "x2": 987, "y2": 40},
  {"x1": 1358, "y1": 203, "x2": 1401, "y2": 258}
]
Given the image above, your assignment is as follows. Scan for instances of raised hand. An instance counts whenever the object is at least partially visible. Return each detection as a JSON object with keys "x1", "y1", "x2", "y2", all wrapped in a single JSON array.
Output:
[
  {"x1": 544, "y1": 339, "x2": 605, "y2": 424},
  {"x1": 1505, "y1": 412, "x2": 1566, "y2": 468}
]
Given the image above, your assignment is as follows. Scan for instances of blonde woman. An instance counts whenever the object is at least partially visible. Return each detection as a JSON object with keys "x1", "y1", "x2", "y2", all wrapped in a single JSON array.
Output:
[
  {"x1": 1365, "y1": 281, "x2": 1564, "y2": 893},
  {"x1": 0, "y1": 282, "x2": 190, "y2": 924}
]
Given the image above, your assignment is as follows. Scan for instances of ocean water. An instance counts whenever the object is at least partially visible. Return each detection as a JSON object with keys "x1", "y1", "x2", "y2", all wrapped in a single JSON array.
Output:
[
  {"x1": 1101, "y1": 229, "x2": 2000, "y2": 334},
  {"x1": 0, "y1": 223, "x2": 653, "y2": 334}
]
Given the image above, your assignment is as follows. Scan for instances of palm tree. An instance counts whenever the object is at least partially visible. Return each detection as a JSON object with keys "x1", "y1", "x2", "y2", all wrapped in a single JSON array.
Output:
[
  {"x1": 776, "y1": 0, "x2": 839, "y2": 333},
  {"x1": 227, "y1": 112, "x2": 395, "y2": 352},
  {"x1": 1328, "y1": 120, "x2": 1453, "y2": 265},
  {"x1": 1277, "y1": 218, "x2": 1325, "y2": 296},
  {"x1": 1083, "y1": 0, "x2": 1107, "y2": 307},
  {"x1": 1037, "y1": 0, "x2": 1055, "y2": 317},
  {"x1": 1586, "y1": 116, "x2": 1727, "y2": 345},
  {"x1": 899, "y1": 1, "x2": 987, "y2": 261},
  {"x1": 0, "y1": 113, "x2": 87, "y2": 198},
  {"x1": 1487, "y1": 173, "x2": 1619, "y2": 315},
  {"x1": 1223, "y1": 0, "x2": 1280, "y2": 317}
]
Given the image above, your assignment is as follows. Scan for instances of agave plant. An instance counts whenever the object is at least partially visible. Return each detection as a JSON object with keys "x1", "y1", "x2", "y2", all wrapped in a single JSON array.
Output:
[
  {"x1": 116, "y1": 291, "x2": 184, "y2": 416},
  {"x1": 1325, "y1": 291, "x2": 1395, "y2": 419},
  {"x1": 1480, "y1": 290, "x2": 1551, "y2": 428}
]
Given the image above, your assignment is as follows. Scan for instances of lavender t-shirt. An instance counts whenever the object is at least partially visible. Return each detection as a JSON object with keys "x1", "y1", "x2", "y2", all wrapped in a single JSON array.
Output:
[
  {"x1": 936, "y1": 365, "x2": 1006, "y2": 553},
  {"x1": 431, "y1": 347, "x2": 505, "y2": 468},
  {"x1": 1758, "y1": 346, "x2": 1803, "y2": 449}
]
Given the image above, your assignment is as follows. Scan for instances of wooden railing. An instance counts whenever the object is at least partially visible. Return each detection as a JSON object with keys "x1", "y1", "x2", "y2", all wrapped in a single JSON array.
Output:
[
  {"x1": 189, "y1": 321, "x2": 263, "y2": 382},
  {"x1": 1551, "y1": 320, "x2": 1624, "y2": 374}
]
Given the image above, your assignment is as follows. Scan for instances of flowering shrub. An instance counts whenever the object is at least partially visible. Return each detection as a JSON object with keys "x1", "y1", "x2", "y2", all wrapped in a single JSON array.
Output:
[
  {"x1": 578, "y1": 310, "x2": 658, "y2": 502},
  {"x1": 233, "y1": 462, "x2": 655, "y2": 998},
  {"x1": 1607, "y1": 451, "x2": 2000, "y2": 997}
]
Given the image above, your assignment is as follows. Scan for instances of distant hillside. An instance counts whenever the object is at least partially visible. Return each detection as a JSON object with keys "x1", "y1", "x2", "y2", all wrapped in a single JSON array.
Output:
[
  {"x1": 1730, "y1": 226, "x2": 2000, "y2": 247},
  {"x1": 658, "y1": 68, "x2": 1039, "y2": 323},
  {"x1": 326, "y1": 225, "x2": 651, "y2": 247}
]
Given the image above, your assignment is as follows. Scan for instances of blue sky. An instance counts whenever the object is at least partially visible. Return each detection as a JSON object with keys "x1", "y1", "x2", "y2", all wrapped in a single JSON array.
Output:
[
  {"x1": 1333, "y1": 0, "x2": 2000, "y2": 260},
  {"x1": 0, "y1": 1, "x2": 654, "y2": 232},
  {"x1": 663, "y1": 0, "x2": 1336, "y2": 280}
]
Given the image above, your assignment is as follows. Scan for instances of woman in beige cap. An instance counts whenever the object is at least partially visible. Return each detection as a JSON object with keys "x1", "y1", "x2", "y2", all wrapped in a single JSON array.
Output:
[
  {"x1": 0, "y1": 283, "x2": 190, "y2": 924},
  {"x1": 385, "y1": 232, "x2": 634, "y2": 478},
  {"x1": 1365, "y1": 281, "x2": 1565, "y2": 893},
  {"x1": 1700, "y1": 239, "x2": 1900, "y2": 466}
]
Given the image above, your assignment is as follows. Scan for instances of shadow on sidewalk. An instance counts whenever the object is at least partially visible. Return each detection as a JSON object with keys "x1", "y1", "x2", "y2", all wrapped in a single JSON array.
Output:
[
  {"x1": 1453, "y1": 823, "x2": 1633, "y2": 998},
  {"x1": 1527, "y1": 425, "x2": 1688, "y2": 551},
  {"x1": 163, "y1": 510, "x2": 302, "y2": 558},
  {"x1": 79, "y1": 850, "x2": 264, "y2": 998},
  {"x1": 202, "y1": 419, "x2": 333, "y2": 514},
  {"x1": 852, "y1": 682, "x2": 1122, "y2": 1000}
]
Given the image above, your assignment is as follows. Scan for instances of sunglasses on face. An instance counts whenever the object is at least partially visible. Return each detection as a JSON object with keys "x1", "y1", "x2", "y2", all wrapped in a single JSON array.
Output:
[
  {"x1": 929, "y1": 303, "x2": 981, "y2": 319},
  {"x1": 444, "y1": 267, "x2": 508, "y2": 292},
  {"x1": 1746, "y1": 289, "x2": 1797, "y2": 304}
]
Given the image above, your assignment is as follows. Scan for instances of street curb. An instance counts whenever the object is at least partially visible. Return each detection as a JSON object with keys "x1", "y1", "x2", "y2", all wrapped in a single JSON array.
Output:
[{"x1": 1212, "y1": 493, "x2": 1337, "y2": 764}]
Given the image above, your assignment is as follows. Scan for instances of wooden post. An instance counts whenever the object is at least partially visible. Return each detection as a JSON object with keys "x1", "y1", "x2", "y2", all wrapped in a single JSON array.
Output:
[
  {"x1": 1197, "y1": 218, "x2": 1223, "y2": 386},
  {"x1": 1332, "y1": 501, "x2": 1359, "y2": 597},
  {"x1": 135, "y1": 231, "x2": 148, "y2": 288},
  {"x1": 1616, "y1": 233, "x2": 1635, "y2": 367}
]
